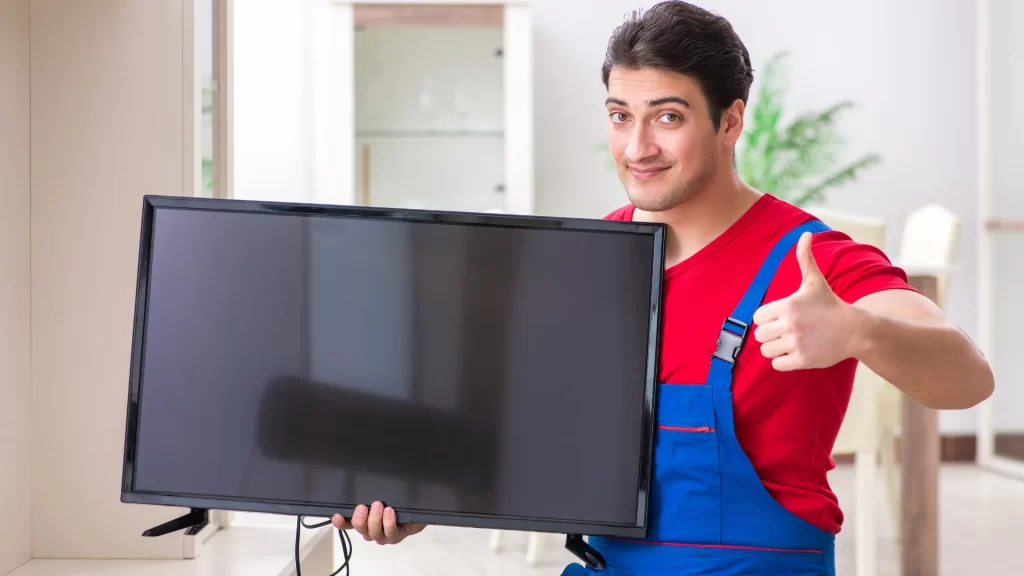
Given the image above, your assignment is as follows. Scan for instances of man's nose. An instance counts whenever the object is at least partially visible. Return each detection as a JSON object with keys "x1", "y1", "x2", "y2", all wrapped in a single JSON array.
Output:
[{"x1": 624, "y1": 125, "x2": 659, "y2": 162}]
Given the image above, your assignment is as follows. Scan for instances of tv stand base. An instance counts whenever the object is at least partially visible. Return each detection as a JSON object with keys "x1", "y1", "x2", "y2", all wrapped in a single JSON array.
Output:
[{"x1": 565, "y1": 534, "x2": 606, "y2": 570}]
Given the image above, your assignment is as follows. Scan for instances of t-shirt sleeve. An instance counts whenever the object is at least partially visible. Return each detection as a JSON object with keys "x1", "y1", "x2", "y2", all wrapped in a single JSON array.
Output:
[{"x1": 813, "y1": 231, "x2": 919, "y2": 304}]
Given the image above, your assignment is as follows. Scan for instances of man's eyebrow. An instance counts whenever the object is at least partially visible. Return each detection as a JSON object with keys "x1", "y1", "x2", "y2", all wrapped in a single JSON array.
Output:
[
  {"x1": 648, "y1": 97, "x2": 690, "y2": 108},
  {"x1": 604, "y1": 96, "x2": 691, "y2": 108}
]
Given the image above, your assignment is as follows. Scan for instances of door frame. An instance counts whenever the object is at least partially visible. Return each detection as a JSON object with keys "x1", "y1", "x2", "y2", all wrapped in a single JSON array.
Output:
[{"x1": 975, "y1": 0, "x2": 1024, "y2": 480}]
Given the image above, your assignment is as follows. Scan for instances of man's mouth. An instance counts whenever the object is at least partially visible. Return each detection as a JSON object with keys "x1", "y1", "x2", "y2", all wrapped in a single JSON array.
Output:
[{"x1": 629, "y1": 166, "x2": 669, "y2": 180}]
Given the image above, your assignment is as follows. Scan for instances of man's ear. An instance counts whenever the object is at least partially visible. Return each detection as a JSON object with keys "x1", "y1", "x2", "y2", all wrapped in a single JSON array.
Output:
[{"x1": 719, "y1": 99, "x2": 745, "y2": 146}]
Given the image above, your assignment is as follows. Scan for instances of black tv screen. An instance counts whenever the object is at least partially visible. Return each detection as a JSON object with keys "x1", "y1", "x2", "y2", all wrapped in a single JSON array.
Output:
[{"x1": 121, "y1": 195, "x2": 665, "y2": 539}]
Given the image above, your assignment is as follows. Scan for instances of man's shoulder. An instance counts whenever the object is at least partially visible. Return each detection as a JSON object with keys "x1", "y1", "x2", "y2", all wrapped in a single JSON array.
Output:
[
  {"x1": 755, "y1": 195, "x2": 878, "y2": 257},
  {"x1": 755, "y1": 194, "x2": 820, "y2": 229},
  {"x1": 757, "y1": 196, "x2": 915, "y2": 304},
  {"x1": 603, "y1": 204, "x2": 635, "y2": 221}
]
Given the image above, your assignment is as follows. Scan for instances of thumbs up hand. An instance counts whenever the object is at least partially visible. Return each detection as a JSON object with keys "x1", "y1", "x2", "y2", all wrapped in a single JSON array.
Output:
[{"x1": 752, "y1": 232, "x2": 860, "y2": 371}]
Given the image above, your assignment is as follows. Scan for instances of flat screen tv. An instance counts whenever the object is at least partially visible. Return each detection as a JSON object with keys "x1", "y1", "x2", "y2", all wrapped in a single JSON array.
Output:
[{"x1": 120, "y1": 195, "x2": 665, "y2": 548}]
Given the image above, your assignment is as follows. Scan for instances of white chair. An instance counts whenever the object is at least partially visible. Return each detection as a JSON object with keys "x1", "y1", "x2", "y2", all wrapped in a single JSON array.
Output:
[
  {"x1": 813, "y1": 203, "x2": 960, "y2": 576},
  {"x1": 896, "y1": 203, "x2": 960, "y2": 308},
  {"x1": 879, "y1": 203, "x2": 961, "y2": 537},
  {"x1": 489, "y1": 529, "x2": 545, "y2": 565},
  {"x1": 807, "y1": 206, "x2": 887, "y2": 576}
]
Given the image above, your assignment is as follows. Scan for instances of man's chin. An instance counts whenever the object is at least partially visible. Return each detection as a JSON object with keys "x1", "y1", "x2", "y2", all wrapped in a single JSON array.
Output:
[{"x1": 626, "y1": 189, "x2": 683, "y2": 213}]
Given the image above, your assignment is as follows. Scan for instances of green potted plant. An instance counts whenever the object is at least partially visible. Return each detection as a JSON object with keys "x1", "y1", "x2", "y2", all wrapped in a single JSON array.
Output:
[{"x1": 737, "y1": 51, "x2": 880, "y2": 207}]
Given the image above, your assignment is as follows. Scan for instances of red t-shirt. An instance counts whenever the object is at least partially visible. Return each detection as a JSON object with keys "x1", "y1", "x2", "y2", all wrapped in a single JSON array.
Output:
[{"x1": 606, "y1": 194, "x2": 915, "y2": 534}]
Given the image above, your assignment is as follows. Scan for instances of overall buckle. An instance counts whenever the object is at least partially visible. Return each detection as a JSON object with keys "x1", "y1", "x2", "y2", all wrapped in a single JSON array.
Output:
[{"x1": 713, "y1": 317, "x2": 748, "y2": 364}]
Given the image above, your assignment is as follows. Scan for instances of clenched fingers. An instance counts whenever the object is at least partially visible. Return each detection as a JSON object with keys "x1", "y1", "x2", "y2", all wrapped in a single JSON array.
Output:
[
  {"x1": 753, "y1": 319, "x2": 788, "y2": 344},
  {"x1": 760, "y1": 334, "x2": 795, "y2": 359},
  {"x1": 367, "y1": 501, "x2": 387, "y2": 543},
  {"x1": 330, "y1": 514, "x2": 350, "y2": 530},
  {"x1": 349, "y1": 504, "x2": 370, "y2": 540},
  {"x1": 383, "y1": 507, "x2": 402, "y2": 543}
]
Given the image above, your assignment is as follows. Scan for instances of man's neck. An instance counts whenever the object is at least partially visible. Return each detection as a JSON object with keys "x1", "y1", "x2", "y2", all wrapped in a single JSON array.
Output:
[{"x1": 634, "y1": 173, "x2": 762, "y2": 269}]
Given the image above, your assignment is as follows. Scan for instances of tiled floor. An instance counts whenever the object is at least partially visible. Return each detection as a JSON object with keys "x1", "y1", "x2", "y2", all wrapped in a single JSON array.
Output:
[{"x1": 324, "y1": 464, "x2": 1024, "y2": 575}]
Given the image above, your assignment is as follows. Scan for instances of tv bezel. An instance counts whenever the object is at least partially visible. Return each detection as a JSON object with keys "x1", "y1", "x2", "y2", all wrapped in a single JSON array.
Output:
[{"x1": 120, "y1": 194, "x2": 666, "y2": 539}]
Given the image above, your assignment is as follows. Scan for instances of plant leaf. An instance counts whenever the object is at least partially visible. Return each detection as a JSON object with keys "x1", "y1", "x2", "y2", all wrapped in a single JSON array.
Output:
[
  {"x1": 792, "y1": 153, "x2": 882, "y2": 206},
  {"x1": 764, "y1": 102, "x2": 854, "y2": 196},
  {"x1": 739, "y1": 51, "x2": 790, "y2": 189}
]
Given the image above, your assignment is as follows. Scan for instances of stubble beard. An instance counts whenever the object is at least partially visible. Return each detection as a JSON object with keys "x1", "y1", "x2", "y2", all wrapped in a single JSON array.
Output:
[{"x1": 626, "y1": 145, "x2": 718, "y2": 213}]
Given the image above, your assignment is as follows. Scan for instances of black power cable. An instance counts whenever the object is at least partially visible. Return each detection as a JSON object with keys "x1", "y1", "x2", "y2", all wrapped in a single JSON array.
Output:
[{"x1": 295, "y1": 515, "x2": 353, "y2": 576}]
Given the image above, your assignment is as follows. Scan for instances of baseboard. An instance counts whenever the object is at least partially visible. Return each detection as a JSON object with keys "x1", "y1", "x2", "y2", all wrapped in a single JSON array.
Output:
[{"x1": 833, "y1": 433, "x2": 1024, "y2": 464}]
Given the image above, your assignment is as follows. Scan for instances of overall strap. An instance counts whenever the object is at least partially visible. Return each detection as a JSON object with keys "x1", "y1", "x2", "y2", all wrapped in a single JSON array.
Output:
[{"x1": 710, "y1": 219, "x2": 831, "y2": 379}]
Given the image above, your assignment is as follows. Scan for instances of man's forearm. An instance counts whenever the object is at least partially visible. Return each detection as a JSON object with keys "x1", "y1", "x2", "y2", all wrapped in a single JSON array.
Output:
[{"x1": 848, "y1": 303, "x2": 994, "y2": 409}]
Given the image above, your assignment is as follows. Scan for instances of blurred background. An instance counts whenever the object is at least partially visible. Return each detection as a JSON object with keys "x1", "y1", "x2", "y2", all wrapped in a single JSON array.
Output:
[{"x1": 2, "y1": 0, "x2": 1023, "y2": 575}]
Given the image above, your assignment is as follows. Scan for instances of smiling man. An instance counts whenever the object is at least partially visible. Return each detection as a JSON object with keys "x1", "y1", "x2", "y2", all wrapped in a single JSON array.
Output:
[
  {"x1": 563, "y1": 2, "x2": 993, "y2": 575},
  {"x1": 334, "y1": 2, "x2": 994, "y2": 574}
]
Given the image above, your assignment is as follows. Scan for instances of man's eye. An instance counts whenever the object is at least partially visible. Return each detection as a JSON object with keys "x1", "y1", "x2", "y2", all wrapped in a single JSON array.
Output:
[
  {"x1": 610, "y1": 112, "x2": 629, "y2": 123},
  {"x1": 659, "y1": 113, "x2": 681, "y2": 123}
]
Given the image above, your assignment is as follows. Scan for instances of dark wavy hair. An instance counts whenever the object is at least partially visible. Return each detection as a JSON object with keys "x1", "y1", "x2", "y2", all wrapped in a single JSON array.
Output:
[{"x1": 602, "y1": 1, "x2": 754, "y2": 130}]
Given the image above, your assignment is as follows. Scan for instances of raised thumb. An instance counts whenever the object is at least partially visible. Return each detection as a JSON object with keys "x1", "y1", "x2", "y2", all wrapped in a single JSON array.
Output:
[{"x1": 796, "y1": 231, "x2": 823, "y2": 285}]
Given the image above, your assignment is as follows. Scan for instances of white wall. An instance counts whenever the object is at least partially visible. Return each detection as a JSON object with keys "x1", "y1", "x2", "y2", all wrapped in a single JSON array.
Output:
[
  {"x1": 0, "y1": 0, "x2": 32, "y2": 572},
  {"x1": 227, "y1": 0, "x2": 1002, "y2": 434},
  {"x1": 30, "y1": 0, "x2": 192, "y2": 558},
  {"x1": 531, "y1": 0, "x2": 980, "y2": 433},
  {"x1": 232, "y1": 0, "x2": 314, "y2": 202}
]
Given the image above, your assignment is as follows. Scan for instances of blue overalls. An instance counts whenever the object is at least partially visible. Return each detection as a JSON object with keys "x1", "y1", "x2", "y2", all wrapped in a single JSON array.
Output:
[{"x1": 563, "y1": 220, "x2": 836, "y2": 576}]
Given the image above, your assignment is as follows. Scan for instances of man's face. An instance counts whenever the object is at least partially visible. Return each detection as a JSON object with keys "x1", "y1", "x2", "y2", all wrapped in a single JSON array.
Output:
[{"x1": 605, "y1": 66, "x2": 722, "y2": 212}]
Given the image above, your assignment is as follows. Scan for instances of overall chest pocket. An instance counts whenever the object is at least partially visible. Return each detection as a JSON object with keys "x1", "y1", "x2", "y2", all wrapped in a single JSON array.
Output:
[{"x1": 647, "y1": 382, "x2": 722, "y2": 545}]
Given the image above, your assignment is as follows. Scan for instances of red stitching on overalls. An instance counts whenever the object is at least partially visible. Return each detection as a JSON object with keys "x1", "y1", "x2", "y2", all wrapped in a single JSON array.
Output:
[
  {"x1": 657, "y1": 425, "x2": 715, "y2": 432},
  {"x1": 611, "y1": 537, "x2": 824, "y2": 555}
]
